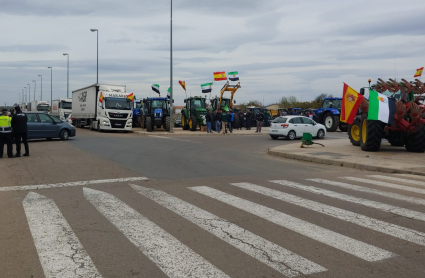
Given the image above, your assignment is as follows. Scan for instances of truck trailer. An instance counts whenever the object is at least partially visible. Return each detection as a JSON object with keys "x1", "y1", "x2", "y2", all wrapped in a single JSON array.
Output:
[
  {"x1": 72, "y1": 84, "x2": 133, "y2": 132},
  {"x1": 51, "y1": 98, "x2": 72, "y2": 121},
  {"x1": 28, "y1": 101, "x2": 50, "y2": 112}
]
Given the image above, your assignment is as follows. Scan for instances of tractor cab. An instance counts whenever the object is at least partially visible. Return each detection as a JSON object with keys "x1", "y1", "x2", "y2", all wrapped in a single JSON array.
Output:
[{"x1": 322, "y1": 98, "x2": 342, "y2": 110}]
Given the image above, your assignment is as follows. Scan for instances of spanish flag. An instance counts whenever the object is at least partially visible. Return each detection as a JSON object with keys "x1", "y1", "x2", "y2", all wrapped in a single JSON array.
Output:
[
  {"x1": 414, "y1": 67, "x2": 424, "y2": 78},
  {"x1": 179, "y1": 80, "x2": 186, "y2": 91},
  {"x1": 126, "y1": 93, "x2": 135, "y2": 101},
  {"x1": 99, "y1": 92, "x2": 104, "y2": 103},
  {"x1": 341, "y1": 83, "x2": 364, "y2": 124},
  {"x1": 214, "y1": 71, "x2": 227, "y2": 81}
]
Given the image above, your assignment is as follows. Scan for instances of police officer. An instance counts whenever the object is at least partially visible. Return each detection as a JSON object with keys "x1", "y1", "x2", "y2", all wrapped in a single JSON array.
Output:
[
  {"x1": 12, "y1": 106, "x2": 29, "y2": 157},
  {"x1": 0, "y1": 109, "x2": 14, "y2": 158}
]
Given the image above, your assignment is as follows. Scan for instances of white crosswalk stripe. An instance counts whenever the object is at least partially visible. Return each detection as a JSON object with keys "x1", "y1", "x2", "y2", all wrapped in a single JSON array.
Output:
[
  {"x1": 190, "y1": 186, "x2": 396, "y2": 262},
  {"x1": 368, "y1": 175, "x2": 425, "y2": 187},
  {"x1": 308, "y1": 178, "x2": 425, "y2": 207},
  {"x1": 23, "y1": 192, "x2": 102, "y2": 278},
  {"x1": 343, "y1": 177, "x2": 425, "y2": 195},
  {"x1": 396, "y1": 174, "x2": 425, "y2": 180},
  {"x1": 131, "y1": 184, "x2": 327, "y2": 277},
  {"x1": 83, "y1": 187, "x2": 229, "y2": 278},
  {"x1": 233, "y1": 182, "x2": 425, "y2": 246}
]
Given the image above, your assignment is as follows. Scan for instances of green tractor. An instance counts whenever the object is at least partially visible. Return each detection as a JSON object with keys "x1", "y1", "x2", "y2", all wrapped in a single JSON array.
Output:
[{"x1": 181, "y1": 96, "x2": 207, "y2": 131}]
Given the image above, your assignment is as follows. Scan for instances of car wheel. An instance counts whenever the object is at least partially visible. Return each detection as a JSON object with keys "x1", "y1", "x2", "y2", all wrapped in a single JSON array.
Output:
[
  {"x1": 316, "y1": 129, "x2": 325, "y2": 139},
  {"x1": 270, "y1": 135, "x2": 278, "y2": 140},
  {"x1": 60, "y1": 129, "x2": 70, "y2": 140},
  {"x1": 287, "y1": 130, "x2": 296, "y2": 140}
]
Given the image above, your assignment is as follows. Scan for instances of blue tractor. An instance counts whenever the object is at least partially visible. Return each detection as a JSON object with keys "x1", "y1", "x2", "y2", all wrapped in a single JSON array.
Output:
[
  {"x1": 132, "y1": 100, "x2": 142, "y2": 127},
  {"x1": 140, "y1": 97, "x2": 171, "y2": 132},
  {"x1": 313, "y1": 97, "x2": 348, "y2": 132}
]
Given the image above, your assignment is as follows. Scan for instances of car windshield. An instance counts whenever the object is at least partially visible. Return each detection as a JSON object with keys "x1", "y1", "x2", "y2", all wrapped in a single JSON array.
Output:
[
  {"x1": 191, "y1": 99, "x2": 206, "y2": 109},
  {"x1": 272, "y1": 117, "x2": 288, "y2": 123},
  {"x1": 105, "y1": 98, "x2": 131, "y2": 110},
  {"x1": 151, "y1": 99, "x2": 167, "y2": 109},
  {"x1": 323, "y1": 99, "x2": 341, "y2": 109},
  {"x1": 38, "y1": 105, "x2": 50, "y2": 112},
  {"x1": 61, "y1": 101, "x2": 72, "y2": 109}
]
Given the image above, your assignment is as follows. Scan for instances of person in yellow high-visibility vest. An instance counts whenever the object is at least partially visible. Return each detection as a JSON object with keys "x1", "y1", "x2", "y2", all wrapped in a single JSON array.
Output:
[{"x1": 0, "y1": 109, "x2": 14, "y2": 158}]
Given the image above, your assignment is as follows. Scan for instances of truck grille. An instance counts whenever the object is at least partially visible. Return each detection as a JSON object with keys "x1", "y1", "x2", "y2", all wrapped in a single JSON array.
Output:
[
  {"x1": 108, "y1": 112, "x2": 128, "y2": 119},
  {"x1": 110, "y1": 120, "x2": 127, "y2": 128}
]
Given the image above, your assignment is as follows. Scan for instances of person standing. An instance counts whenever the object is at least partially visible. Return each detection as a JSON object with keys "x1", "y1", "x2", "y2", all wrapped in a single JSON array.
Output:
[
  {"x1": 205, "y1": 109, "x2": 212, "y2": 133},
  {"x1": 246, "y1": 110, "x2": 252, "y2": 130},
  {"x1": 238, "y1": 111, "x2": 244, "y2": 130},
  {"x1": 264, "y1": 110, "x2": 270, "y2": 127},
  {"x1": 215, "y1": 110, "x2": 221, "y2": 133},
  {"x1": 0, "y1": 109, "x2": 14, "y2": 158},
  {"x1": 11, "y1": 106, "x2": 29, "y2": 157},
  {"x1": 220, "y1": 109, "x2": 228, "y2": 135},
  {"x1": 255, "y1": 110, "x2": 265, "y2": 133},
  {"x1": 228, "y1": 110, "x2": 234, "y2": 133}
]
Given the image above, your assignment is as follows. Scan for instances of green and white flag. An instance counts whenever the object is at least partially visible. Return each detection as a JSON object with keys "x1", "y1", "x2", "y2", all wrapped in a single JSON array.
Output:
[
  {"x1": 228, "y1": 71, "x2": 239, "y2": 81},
  {"x1": 151, "y1": 84, "x2": 160, "y2": 95},
  {"x1": 201, "y1": 83, "x2": 212, "y2": 93},
  {"x1": 368, "y1": 89, "x2": 396, "y2": 126}
]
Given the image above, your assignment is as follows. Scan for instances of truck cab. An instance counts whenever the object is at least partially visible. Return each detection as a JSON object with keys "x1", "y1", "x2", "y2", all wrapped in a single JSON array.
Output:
[{"x1": 51, "y1": 98, "x2": 72, "y2": 120}]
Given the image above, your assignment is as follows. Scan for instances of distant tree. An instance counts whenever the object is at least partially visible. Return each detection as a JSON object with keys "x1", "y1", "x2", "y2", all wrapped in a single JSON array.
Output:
[
  {"x1": 314, "y1": 93, "x2": 331, "y2": 103},
  {"x1": 277, "y1": 96, "x2": 297, "y2": 108}
]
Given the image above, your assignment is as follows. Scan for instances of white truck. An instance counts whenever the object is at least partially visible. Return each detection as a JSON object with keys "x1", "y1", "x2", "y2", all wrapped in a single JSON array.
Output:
[
  {"x1": 72, "y1": 84, "x2": 133, "y2": 132},
  {"x1": 51, "y1": 98, "x2": 72, "y2": 121},
  {"x1": 28, "y1": 100, "x2": 50, "y2": 112}
]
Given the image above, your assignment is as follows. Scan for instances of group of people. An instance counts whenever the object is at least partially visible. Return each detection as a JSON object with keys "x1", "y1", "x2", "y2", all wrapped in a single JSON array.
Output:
[
  {"x1": 0, "y1": 106, "x2": 29, "y2": 158},
  {"x1": 204, "y1": 109, "x2": 266, "y2": 134}
]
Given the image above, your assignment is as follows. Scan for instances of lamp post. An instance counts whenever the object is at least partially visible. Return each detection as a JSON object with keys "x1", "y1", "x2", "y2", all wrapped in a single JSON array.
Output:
[
  {"x1": 24, "y1": 87, "x2": 27, "y2": 102},
  {"x1": 48, "y1": 67, "x2": 52, "y2": 105},
  {"x1": 169, "y1": 0, "x2": 174, "y2": 133},
  {"x1": 27, "y1": 83, "x2": 31, "y2": 102},
  {"x1": 63, "y1": 53, "x2": 69, "y2": 98},
  {"x1": 38, "y1": 75, "x2": 42, "y2": 100},
  {"x1": 21, "y1": 90, "x2": 23, "y2": 103},
  {"x1": 90, "y1": 29, "x2": 98, "y2": 84},
  {"x1": 33, "y1": 80, "x2": 36, "y2": 101}
]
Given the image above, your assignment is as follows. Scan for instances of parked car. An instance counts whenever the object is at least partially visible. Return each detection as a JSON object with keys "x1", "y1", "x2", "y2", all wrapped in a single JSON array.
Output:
[
  {"x1": 26, "y1": 112, "x2": 76, "y2": 140},
  {"x1": 269, "y1": 115, "x2": 326, "y2": 140},
  {"x1": 174, "y1": 114, "x2": 182, "y2": 127}
]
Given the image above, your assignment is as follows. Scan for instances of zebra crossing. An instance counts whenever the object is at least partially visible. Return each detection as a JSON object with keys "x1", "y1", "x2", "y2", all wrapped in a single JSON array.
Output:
[{"x1": 19, "y1": 173, "x2": 425, "y2": 277}]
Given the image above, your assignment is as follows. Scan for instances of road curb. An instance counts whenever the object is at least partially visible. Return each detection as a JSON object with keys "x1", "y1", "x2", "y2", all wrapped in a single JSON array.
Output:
[
  {"x1": 267, "y1": 150, "x2": 425, "y2": 177},
  {"x1": 133, "y1": 131, "x2": 267, "y2": 137}
]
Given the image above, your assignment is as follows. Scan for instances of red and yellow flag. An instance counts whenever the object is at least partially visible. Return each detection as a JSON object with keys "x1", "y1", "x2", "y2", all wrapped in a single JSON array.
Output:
[
  {"x1": 126, "y1": 93, "x2": 135, "y2": 101},
  {"x1": 414, "y1": 67, "x2": 424, "y2": 78},
  {"x1": 341, "y1": 83, "x2": 364, "y2": 124},
  {"x1": 179, "y1": 80, "x2": 186, "y2": 91},
  {"x1": 214, "y1": 71, "x2": 227, "y2": 81},
  {"x1": 99, "y1": 92, "x2": 104, "y2": 103}
]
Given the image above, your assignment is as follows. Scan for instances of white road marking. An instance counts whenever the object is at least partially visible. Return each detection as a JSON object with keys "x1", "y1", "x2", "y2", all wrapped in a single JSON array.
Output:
[
  {"x1": 23, "y1": 192, "x2": 101, "y2": 278},
  {"x1": 0, "y1": 177, "x2": 148, "y2": 192},
  {"x1": 131, "y1": 184, "x2": 326, "y2": 277},
  {"x1": 368, "y1": 175, "x2": 425, "y2": 187},
  {"x1": 190, "y1": 186, "x2": 395, "y2": 262},
  {"x1": 233, "y1": 182, "x2": 425, "y2": 246},
  {"x1": 148, "y1": 135, "x2": 202, "y2": 144},
  {"x1": 308, "y1": 178, "x2": 425, "y2": 207},
  {"x1": 343, "y1": 177, "x2": 425, "y2": 195},
  {"x1": 396, "y1": 174, "x2": 425, "y2": 180},
  {"x1": 83, "y1": 188, "x2": 228, "y2": 278}
]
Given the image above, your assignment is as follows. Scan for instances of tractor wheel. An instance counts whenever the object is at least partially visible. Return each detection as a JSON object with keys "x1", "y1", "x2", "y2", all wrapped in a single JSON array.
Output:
[
  {"x1": 165, "y1": 116, "x2": 171, "y2": 131},
  {"x1": 140, "y1": 116, "x2": 145, "y2": 129},
  {"x1": 348, "y1": 118, "x2": 361, "y2": 146},
  {"x1": 146, "y1": 117, "x2": 153, "y2": 132},
  {"x1": 324, "y1": 113, "x2": 339, "y2": 132},
  {"x1": 360, "y1": 113, "x2": 383, "y2": 152},
  {"x1": 189, "y1": 115, "x2": 197, "y2": 131},
  {"x1": 388, "y1": 131, "x2": 404, "y2": 146},
  {"x1": 182, "y1": 114, "x2": 189, "y2": 130},
  {"x1": 234, "y1": 115, "x2": 239, "y2": 129},
  {"x1": 137, "y1": 116, "x2": 141, "y2": 127},
  {"x1": 405, "y1": 125, "x2": 425, "y2": 153},
  {"x1": 339, "y1": 123, "x2": 348, "y2": 132}
]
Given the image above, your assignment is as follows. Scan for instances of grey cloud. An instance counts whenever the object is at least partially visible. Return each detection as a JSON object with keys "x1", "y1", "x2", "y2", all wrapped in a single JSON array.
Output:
[{"x1": 0, "y1": 44, "x2": 68, "y2": 53}]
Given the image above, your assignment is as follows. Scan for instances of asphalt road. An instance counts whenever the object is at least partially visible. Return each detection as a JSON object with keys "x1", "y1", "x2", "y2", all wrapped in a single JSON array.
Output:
[{"x1": 1, "y1": 128, "x2": 425, "y2": 278}]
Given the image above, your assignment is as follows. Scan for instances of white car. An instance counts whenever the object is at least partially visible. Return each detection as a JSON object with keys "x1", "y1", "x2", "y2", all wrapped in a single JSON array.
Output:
[{"x1": 269, "y1": 115, "x2": 326, "y2": 140}]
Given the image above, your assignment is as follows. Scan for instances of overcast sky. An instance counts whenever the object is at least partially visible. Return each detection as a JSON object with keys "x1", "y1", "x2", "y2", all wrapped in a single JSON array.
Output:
[{"x1": 1, "y1": 0, "x2": 424, "y2": 106}]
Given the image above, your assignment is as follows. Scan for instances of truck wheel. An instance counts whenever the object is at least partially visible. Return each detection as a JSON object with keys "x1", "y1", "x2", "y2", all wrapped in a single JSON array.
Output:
[
  {"x1": 360, "y1": 113, "x2": 383, "y2": 151},
  {"x1": 405, "y1": 125, "x2": 425, "y2": 152},
  {"x1": 182, "y1": 114, "x2": 189, "y2": 130},
  {"x1": 146, "y1": 117, "x2": 153, "y2": 132},
  {"x1": 324, "y1": 113, "x2": 339, "y2": 132},
  {"x1": 89, "y1": 120, "x2": 94, "y2": 131},
  {"x1": 165, "y1": 116, "x2": 171, "y2": 131},
  {"x1": 97, "y1": 121, "x2": 102, "y2": 132},
  {"x1": 190, "y1": 115, "x2": 197, "y2": 131},
  {"x1": 348, "y1": 118, "x2": 361, "y2": 146},
  {"x1": 339, "y1": 122, "x2": 348, "y2": 132}
]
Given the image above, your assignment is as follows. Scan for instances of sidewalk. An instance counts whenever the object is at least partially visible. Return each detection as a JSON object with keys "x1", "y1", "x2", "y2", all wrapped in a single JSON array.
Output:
[
  {"x1": 268, "y1": 139, "x2": 425, "y2": 176},
  {"x1": 133, "y1": 127, "x2": 270, "y2": 136}
]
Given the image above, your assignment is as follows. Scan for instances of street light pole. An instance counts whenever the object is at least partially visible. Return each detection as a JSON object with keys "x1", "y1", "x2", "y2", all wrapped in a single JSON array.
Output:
[
  {"x1": 48, "y1": 67, "x2": 52, "y2": 105},
  {"x1": 27, "y1": 83, "x2": 30, "y2": 102},
  {"x1": 63, "y1": 53, "x2": 69, "y2": 98},
  {"x1": 24, "y1": 87, "x2": 27, "y2": 102},
  {"x1": 33, "y1": 80, "x2": 36, "y2": 101},
  {"x1": 169, "y1": 0, "x2": 174, "y2": 133},
  {"x1": 38, "y1": 75, "x2": 42, "y2": 100},
  {"x1": 90, "y1": 29, "x2": 99, "y2": 84}
]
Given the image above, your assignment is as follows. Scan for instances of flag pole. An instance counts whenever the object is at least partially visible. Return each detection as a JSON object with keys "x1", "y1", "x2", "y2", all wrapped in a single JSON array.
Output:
[{"x1": 169, "y1": 0, "x2": 174, "y2": 133}]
